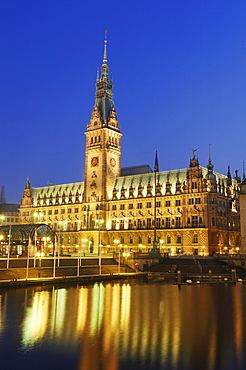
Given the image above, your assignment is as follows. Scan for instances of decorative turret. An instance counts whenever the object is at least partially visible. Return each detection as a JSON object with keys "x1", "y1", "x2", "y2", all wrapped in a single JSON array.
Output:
[
  {"x1": 20, "y1": 178, "x2": 33, "y2": 207},
  {"x1": 227, "y1": 165, "x2": 232, "y2": 186},
  {"x1": 165, "y1": 176, "x2": 172, "y2": 195},
  {"x1": 205, "y1": 146, "x2": 216, "y2": 192},
  {"x1": 186, "y1": 150, "x2": 204, "y2": 193},
  {"x1": 234, "y1": 170, "x2": 240, "y2": 183},
  {"x1": 175, "y1": 173, "x2": 182, "y2": 194}
]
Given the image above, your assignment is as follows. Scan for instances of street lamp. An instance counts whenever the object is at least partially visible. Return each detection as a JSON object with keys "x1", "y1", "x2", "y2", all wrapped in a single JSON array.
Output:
[
  {"x1": 58, "y1": 221, "x2": 66, "y2": 259},
  {"x1": 95, "y1": 218, "x2": 104, "y2": 275},
  {"x1": 122, "y1": 251, "x2": 130, "y2": 269},
  {"x1": 42, "y1": 236, "x2": 50, "y2": 256},
  {"x1": 0, "y1": 215, "x2": 5, "y2": 225},
  {"x1": 82, "y1": 238, "x2": 88, "y2": 256},
  {"x1": 114, "y1": 239, "x2": 120, "y2": 274},
  {"x1": 202, "y1": 246, "x2": 205, "y2": 257},
  {"x1": 33, "y1": 211, "x2": 43, "y2": 223},
  {"x1": 0, "y1": 234, "x2": 4, "y2": 256}
]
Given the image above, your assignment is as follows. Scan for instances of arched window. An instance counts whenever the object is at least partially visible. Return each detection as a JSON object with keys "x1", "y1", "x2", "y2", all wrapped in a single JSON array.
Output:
[
  {"x1": 193, "y1": 234, "x2": 198, "y2": 243},
  {"x1": 177, "y1": 235, "x2": 182, "y2": 244},
  {"x1": 167, "y1": 235, "x2": 171, "y2": 244}
]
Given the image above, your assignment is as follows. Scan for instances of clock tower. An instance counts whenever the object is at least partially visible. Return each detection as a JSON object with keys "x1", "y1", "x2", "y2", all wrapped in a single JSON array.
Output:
[{"x1": 84, "y1": 32, "x2": 122, "y2": 208}]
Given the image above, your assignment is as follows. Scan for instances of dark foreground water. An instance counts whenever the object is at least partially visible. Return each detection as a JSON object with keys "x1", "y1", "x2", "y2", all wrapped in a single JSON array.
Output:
[{"x1": 0, "y1": 279, "x2": 246, "y2": 370}]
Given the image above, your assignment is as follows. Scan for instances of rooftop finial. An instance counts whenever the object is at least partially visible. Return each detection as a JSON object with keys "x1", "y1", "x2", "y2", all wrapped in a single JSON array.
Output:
[
  {"x1": 190, "y1": 148, "x2": 197, "y2": 160},
  {"x1": 103, "y1": 29, "x2": 108, "y2": 64},
  {"x1": 208, "y1": 143, "x2": 211, "y2": 160},
  {"x1": 243, "y1": 161, "x2": 245, "y2": 180}
]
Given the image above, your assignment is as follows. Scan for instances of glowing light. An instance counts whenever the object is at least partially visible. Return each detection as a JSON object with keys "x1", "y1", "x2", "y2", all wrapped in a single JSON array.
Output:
[
  {"x1": 36, "y1": 252, "x2": 45, "y2": 257},
  {"x1": 21, "y1": 291, "x2": 50, "y2": 348}
]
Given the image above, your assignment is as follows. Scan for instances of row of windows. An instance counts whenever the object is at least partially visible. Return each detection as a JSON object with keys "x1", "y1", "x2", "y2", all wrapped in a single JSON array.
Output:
[
  {"x1": 89, "y1": 135, "x2": 119, "y2": 146},
  {"x1": 112, "y1": 198, "x2": 201, "y2": 210},
  {"x1": 112, "y1": 216, "x2": 203, "y2": 230},
  {"x1": 4, "y1": 218, "x2": 18, "y2": 223},
  {"x1": 90, "y1": 135, "x2": 101, "y2": 144},
  {"x1": 57, "y1": 234, "x2": 200, "y2": 246},
  {"x1": 32, "y1": 208, "x2": 80, "y2": 216},
  {"x1": 112, "y1": 234, "x2": 199, "y2": 245},
  {"x1": 2, "y1": 212, "x2": 18, "y2": 216}
]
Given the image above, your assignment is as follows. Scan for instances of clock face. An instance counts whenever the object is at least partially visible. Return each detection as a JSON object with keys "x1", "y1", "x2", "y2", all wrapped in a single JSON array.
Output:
[
  {"x1": 91, "y1": 156, "x2": 99, "y2": 167},
  {"x1": 110, "y1": 158, "x2": 116, "y2": 167}
]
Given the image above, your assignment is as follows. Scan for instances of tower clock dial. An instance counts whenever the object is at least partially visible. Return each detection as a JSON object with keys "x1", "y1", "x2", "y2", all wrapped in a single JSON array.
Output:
[{"x1": 91, "y1": 156, "x2": 99, "y2": 167}]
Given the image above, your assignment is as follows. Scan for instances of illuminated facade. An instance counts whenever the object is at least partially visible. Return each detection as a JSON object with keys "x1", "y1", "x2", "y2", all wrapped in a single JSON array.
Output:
[
  {"x1": 239, "y1": 179, "x2": 246, "y2": 253},
  {"x1": 19, "y1": 36, "x2": 241, "y2": 256},
  {"x1": 0, "y1": 203, "x2": 19, "y2": 226}
]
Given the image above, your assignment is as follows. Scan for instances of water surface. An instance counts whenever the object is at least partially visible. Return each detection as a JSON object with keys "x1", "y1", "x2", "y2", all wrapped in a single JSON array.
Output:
[{"x1": 0, "y1": 280, "x2": 245, "y2": 369}]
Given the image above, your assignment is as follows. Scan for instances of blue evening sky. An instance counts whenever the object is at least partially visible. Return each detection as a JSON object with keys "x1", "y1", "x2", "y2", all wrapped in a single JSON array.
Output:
[{"x1": 1, "y1": 1, "x2": 246, "y2": 203}]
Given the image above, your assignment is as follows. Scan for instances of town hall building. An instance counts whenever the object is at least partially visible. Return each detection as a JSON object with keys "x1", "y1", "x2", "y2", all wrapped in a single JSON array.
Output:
[{"x1": 19, "y1": 35, "x2": 241, "y2": 256}]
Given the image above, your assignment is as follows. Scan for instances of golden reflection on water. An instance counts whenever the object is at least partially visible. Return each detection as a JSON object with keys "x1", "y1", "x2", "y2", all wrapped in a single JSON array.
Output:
[
  {"x1": 22, "y1": 290, "x2": 50, "y2": 347},
  {"x1": 0, "y1": 293, "x2": 7, "y2": 336},
  {"x1": 1, "y1": 281, "x2": 246, "y2": 369}
]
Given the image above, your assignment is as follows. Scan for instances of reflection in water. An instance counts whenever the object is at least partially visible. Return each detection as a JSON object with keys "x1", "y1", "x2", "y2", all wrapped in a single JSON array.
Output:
[
  {"x1": 22, "y1": 290, "x2": 50, "y2": 347},
  {"x1": 0, "y1": 293, "x2": 7, "y2": 336},
  {"x1": 1, "y1": 281, "x2": 246, "y2": 369},
  {"x1": 50, "y1": 288, "x2": 67, "y2": 337}
]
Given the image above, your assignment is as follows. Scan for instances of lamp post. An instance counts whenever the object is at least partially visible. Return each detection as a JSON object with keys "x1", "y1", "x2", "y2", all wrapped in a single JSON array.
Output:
[
  {"x1": 122, "y1": 251, "x2": 130, "y2": 268},
  {"x1": 0, "y1": 235, "x2": 3, "y2": 255},
  {"x1": 95, "y1": 218, "x2": 104, "y2": 275},
  {"x1": 42, "y1": 236, "x2": 50, "y2": 256},
  {"x1": 82, "y1": 238, "x2": 88, "y2": 256},
  {"x1": 6, "y1": 227, "x2": 12, "y2": 269},
  {"x1": 58, "y1": 221, "x2": 66, "y2": 264},
  {"x1": 77, "y1": 244, "x2": 80, "y2": 277},
  {"x1": 114, "y1": 239, "x2": 120, "y2": 274}
]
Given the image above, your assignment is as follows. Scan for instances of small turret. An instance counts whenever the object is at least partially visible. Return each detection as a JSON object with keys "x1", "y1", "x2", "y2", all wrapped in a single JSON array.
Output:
[
  {"x1": 205, "y1": 145, "x2": 216, "y2": 181},
  {"x1": 205, "y1": 146, "x2": 217, "y2": 192},
  {"x1": 20, "y1": 178, "x2": 33, "y2": 207},
  {"x1": 227, "y1": 165, "x2": 232, "y2": 187}
]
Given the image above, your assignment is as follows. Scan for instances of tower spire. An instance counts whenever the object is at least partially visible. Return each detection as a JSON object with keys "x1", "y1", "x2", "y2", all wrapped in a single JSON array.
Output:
[
  {"x1": 206, "y1": 144, "x2": 216, "y2": 182},
  {"x1": 93, "y1": 31, "x2": 115, "y2": 124},
  {"x1": 207, "y1": 144, "x2": 214, "y2": 172},
  {"x1": 103, "y1": 30, "x2": 108, "y2": 64},
  {"x1": 101, "y1": 30, "x2": 109, "y2": 81}
]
